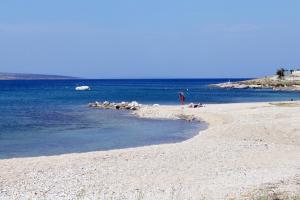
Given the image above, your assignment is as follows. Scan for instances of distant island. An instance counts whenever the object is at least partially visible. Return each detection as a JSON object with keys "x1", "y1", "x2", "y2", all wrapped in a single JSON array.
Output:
[
  {"x1": 212, "y1": 68, "x2": 300, "y2": 91},
  {"x1": 0, "y1": 73, "x2": 79, "y2": 80}
]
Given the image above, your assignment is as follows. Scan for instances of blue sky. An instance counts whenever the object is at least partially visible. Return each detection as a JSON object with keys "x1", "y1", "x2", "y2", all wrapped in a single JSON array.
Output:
[{"x1": 0, "y1": 0, "x2": 300, "y2": 78}]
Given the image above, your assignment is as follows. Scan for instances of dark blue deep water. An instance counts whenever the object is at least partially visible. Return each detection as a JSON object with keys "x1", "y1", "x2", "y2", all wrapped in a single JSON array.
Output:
[{"x1": 1, "y1": 79, "x2": 299, "y2": 159}]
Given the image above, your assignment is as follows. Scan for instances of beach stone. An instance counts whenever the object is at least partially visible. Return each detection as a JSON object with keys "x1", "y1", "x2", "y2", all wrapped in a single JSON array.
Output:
[
  {"x1": 121, "y1": 102, "x2": 128, "y2": 106},
  {"x1": 188, "y1": 103, "x2": 194, "y2": 108},
  {"x1": 103, "y1": 101, "x2": 110, "y2": 106}
]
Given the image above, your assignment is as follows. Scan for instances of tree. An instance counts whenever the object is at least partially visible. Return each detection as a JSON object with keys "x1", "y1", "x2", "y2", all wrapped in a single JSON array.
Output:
[{"x1": 276, "y1": 68, "x2": 285, "y2": 79}]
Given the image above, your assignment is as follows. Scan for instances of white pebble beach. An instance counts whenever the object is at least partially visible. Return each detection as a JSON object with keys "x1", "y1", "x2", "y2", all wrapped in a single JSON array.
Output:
[{"x1": 1, "y1": 102, "x2": 300, "y2": 199}]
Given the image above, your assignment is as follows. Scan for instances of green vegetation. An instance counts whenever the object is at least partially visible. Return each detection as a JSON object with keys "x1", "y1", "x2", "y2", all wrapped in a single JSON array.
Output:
[{"x1": 276, "y1": 68, "x2": 285, "y2": 79}]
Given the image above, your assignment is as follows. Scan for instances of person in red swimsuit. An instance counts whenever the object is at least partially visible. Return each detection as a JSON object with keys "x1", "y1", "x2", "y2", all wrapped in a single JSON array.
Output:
[{"x1": 178, "y1": 92, "x2": 185, "y2": 105}]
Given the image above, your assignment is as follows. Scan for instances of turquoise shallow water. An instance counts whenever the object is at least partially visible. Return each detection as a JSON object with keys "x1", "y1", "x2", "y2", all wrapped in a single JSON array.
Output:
[
  {"x1": 0, "y1": 79, "x2": 299, "y2": 158},
  {"x1": 0, "y1": 108, "x2": 202, "y2": 159}
]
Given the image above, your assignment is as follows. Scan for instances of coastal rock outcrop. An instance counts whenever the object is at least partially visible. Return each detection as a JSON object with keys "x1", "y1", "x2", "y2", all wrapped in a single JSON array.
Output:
[
  {"x1": 88, "y1": 101, "x2": 142, "y2": 110},
  {"x1": 211, "y1": 75, "x2": 300, "y2": 91}
]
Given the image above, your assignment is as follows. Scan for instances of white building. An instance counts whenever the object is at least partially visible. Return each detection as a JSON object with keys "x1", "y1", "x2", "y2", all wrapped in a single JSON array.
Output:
[{"x1": 292, "y1": 70, "x2": 300, "y2": 76}]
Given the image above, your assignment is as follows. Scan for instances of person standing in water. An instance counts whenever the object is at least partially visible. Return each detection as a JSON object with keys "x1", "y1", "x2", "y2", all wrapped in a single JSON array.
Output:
[{"x1": 178, "y1": 92, "x2": 185, "y2": 105}]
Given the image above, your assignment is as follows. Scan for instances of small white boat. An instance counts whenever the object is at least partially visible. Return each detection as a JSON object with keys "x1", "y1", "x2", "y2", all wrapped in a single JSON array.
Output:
[{"x1": 75, "y1": 86, "x2": 90, "y2": 91}]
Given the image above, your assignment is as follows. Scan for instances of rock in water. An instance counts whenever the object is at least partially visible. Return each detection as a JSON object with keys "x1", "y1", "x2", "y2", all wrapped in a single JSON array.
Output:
[{"x1": 88, "y1": 101, "x2": 142, "y2": 110}]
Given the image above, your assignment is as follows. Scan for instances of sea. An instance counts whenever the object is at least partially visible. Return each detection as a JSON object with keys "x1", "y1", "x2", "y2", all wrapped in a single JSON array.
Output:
[{"x1": 1, "y1": 79, "x2": 299, "y2": 159}]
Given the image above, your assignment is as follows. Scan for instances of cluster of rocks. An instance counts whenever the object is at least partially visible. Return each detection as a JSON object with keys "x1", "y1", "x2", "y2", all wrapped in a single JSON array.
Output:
[
  {"x1": 214, "y1": 82, "x2": 263, "y2": 89},
  {"x1": 188, "y1": 103, "x2": 204, "y2": 108},
  {"x1": 88, "y1": 101, "x2": 142, "y2": 110},
  {"x1": 176, "y1": 114, "x2": 197, "y2": 122}
]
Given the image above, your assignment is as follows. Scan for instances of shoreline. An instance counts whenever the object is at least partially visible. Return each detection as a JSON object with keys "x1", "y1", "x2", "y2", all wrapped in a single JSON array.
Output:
[{"x1": 1, "y1": 101, "x2": 300, "y2": 199}]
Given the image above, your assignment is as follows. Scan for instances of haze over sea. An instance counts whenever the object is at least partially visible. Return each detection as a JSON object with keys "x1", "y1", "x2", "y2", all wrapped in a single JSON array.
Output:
[{"x1": 1, "y1": 78, "x2": 300, "y2": 159}]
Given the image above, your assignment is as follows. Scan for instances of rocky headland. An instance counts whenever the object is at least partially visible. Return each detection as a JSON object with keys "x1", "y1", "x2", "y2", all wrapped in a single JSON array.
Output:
[{"x1": 212, "y1": 73, "x2": 300, "y2": 91}]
